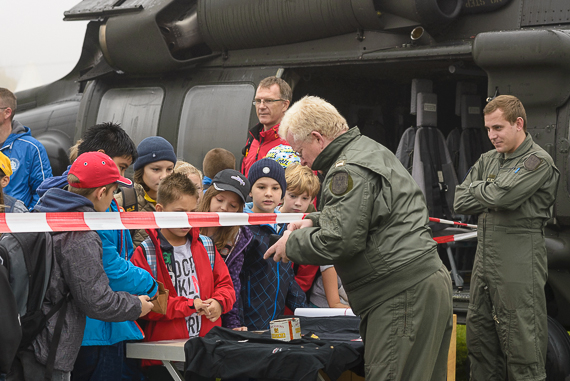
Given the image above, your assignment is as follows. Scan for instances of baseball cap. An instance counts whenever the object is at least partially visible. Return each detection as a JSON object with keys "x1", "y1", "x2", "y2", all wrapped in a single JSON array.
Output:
[
  {"x1": 69, "y1": 152, "x2": 133, "y2": 189},
  {"x1": 212, "y1": 169, "x2": 250, "y2": 203},
  {"x1": 0, "y1": 152, "x2": 13, "y2": 177}
]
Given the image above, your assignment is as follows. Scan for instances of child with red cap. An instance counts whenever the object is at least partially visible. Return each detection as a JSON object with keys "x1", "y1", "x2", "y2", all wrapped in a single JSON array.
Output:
[{"x1": 8, "y1": 152, "x2": 154, "y2": 381}]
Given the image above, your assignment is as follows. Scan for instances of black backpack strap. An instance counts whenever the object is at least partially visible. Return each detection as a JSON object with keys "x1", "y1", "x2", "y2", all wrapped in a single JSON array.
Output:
[
  {"x1": 119, "y1": 187, "x2": 138, "y2": 212},
  {"x1": 43, "y1": 293, "x2": 70, "y2": 381},
  {"x1": 240, "y1": 134, "x2": 255, "y2": 175}
]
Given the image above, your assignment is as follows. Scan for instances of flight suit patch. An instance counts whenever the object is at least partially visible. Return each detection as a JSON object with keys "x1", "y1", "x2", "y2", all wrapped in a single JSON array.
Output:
[
  {"x1": 524, "y1": 154, "x2": 542, "y2": 171},
  {"x1": 330, "y1": 172, "x2": 352, "y2": 196},
  {"x1": 486, "y1": 174, "x2": 496, "y2": 183}
]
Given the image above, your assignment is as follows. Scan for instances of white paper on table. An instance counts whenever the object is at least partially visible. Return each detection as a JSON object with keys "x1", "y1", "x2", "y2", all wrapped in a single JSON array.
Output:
[{"x1": 294, "y1": 308, "x2": 355, "y2": 317}]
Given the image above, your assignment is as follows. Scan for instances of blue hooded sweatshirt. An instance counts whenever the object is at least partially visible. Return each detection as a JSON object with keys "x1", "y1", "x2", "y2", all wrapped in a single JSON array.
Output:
[
  {"x1": 36, "y1": 170, "x2": 158, "y2": 346},
  {"x1": 34, "y1": 187, "x2": 93, "y2": 213},
  {"x1": 1, "y1": 120, "x2": 52, "y2": 209}
]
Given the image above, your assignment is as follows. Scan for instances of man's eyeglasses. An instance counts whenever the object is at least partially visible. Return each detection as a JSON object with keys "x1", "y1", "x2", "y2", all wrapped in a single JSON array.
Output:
[{"x1": 252, "y1": 99, "x2": 285, "y2": 106}]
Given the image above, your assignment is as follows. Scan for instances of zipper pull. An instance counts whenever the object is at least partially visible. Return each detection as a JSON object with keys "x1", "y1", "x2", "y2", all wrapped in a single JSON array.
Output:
[{"x1": 493, "y1": 315, "x2": 500, "y2": 324}]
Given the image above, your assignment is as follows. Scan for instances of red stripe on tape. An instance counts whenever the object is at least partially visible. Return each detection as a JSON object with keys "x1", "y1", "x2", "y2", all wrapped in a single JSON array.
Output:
[
  {"x1": 47, "y1": 212, "x2": 90, "y2": 231},
  {"x1": 0, "y1": 214, "x2": 11, "y2": 233},
  {"x1": 247, "y1": 213, "x2": 277, "y2": 226},
  {"x1": 434, "y1": 235, "x2": 455, "y2": 244},
  {"x1": 186, "y1": 212, "x2": 221, "y2": 227},
  {"x1": 120, "y1": 212, "x2": 159, "y2": 230}
]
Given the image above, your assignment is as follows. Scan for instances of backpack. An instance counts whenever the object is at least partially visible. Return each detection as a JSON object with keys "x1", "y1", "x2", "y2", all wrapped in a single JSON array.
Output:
[
  {"x1": 0, "y1": 232, "x2": 70, "y2": 381},
  {"x1": 119, "y1": 186, "x2": 138, "y2": 212},
  {"x1": 0, "y1": 258, "x2": 21, "y2": 374},
  {"x1": 198, "y1": 235, "x2": 216, "y2": 270}
]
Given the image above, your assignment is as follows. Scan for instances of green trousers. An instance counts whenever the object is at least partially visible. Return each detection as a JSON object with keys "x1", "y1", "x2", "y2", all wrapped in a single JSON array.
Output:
[
  {"x1": 359, "y1": 266, "x2": 453, "y2": 380},
  {"x1": 467, "y1": 229, "x2": 547, "y2": 381}
]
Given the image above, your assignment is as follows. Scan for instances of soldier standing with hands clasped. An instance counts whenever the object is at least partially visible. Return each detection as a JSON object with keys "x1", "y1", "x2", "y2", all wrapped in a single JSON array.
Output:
[{"x1": 454, "y1": 95, "x2": 559, "y2": 380}]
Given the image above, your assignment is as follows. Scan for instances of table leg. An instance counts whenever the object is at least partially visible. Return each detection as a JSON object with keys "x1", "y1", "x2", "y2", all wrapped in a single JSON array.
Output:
[{"x1": 162, "y1": 360, "x2": 184, "y2": 381}]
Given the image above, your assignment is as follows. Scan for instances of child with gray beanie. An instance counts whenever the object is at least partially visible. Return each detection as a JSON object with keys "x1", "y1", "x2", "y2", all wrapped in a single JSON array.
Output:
[{"x1": 115, "y1": 136, "x2": 177, "y2": 247}]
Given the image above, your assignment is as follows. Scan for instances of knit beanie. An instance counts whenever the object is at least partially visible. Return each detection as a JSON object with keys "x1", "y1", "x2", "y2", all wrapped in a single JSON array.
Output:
[
  {"x1": 134, "y1": 136, "x2": 177, "y2": 171},
  {"x1": 247, "y1": 158, "x2": 287, "y2": 197}
]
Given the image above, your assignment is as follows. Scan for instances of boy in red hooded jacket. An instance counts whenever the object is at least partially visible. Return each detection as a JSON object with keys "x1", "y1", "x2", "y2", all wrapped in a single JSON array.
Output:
[{"x1": 130, "y1": 172, "x2": 235, "y2": 375}]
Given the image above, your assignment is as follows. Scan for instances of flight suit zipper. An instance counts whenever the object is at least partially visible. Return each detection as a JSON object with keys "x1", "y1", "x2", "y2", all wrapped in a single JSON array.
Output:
[{"x1": 403, "y1": 290, "x2": 408, "y2": 334}]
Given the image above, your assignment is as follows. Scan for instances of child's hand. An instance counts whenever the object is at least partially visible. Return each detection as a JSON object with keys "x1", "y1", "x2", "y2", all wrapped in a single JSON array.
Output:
[
  {"x1": 232, "y1": 326, "x2": 248, "y2": 331},
  {"x1": 138, "y1": 295, "x2": 154, "y2": 317},
  {"x1": 202, "y1": 298, "x2": 222, "y2": 322},
  {"x1": 193, "y1": 298, "x2": 210, "y2": 316}
]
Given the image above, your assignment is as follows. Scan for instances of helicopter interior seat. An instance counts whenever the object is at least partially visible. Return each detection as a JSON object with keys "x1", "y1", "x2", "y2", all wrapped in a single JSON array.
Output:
[
  {"x1": 410, "y1": 92, "x2": 463, "y2": 287},
  {"x1": 457, "y1": 94, "x2": 494, "y2": 181},
  {"x1": 395, "y1": 126, "x2": 416, "y2": 172},
  {"x1": 411, "y1": 92, "x2": 458, "y2": 222},
  {"x1": 446, "y1": 127, "x2": 461, "y2": 178},
  {"x1": 395, "y1": 79, "x2": 433, "y2": 172},
  {"x1": 447, "y1": 82, "x2": 479, "y2": 180}
]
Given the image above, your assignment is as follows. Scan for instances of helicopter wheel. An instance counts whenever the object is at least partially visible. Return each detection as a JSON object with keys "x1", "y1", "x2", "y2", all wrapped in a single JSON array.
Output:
[{"x1": 546, "y1": 315, "x2": 570, "y2": 380}]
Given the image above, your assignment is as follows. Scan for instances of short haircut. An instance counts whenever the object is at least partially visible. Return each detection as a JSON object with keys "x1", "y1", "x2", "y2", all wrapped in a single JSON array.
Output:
[
  {"x1": 0, "y1": 88, "x2": 17, "y2": 119},
  {"x1": 285, "y1": 164, "x2": 320, "y2": 198},
  {"x1": 483, "y1": 95, "x2": 527, "y2": 133},
  {"x1": 279, "y1": 96, "x2": 349, "y2": 143},
  {"x1": 202, "y1": 148, "x2": 235, "y2": 178},
  {"x1": 67, "y1": 173, "x2": 116, "y2": 197},
  {"x1": 259, "y1": 77, "x2": 292, "y2": 102},
  {"x1": 175, "y1": 160, "x2": 203, "y2": 180},
  {"x1": 78, "y1": 122, "x2": 138, "y2": 162},
  {"x1": 157, "y1": 172, "x2": 198, "y2": 206}
]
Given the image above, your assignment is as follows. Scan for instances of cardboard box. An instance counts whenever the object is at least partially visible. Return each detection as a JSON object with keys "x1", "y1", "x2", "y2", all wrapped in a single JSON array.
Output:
[{"x1": 270, "y1": 318, "x2": 301, "y2": 341}]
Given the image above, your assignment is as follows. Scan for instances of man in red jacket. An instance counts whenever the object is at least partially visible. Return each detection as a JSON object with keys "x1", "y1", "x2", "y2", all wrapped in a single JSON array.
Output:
[{"x1": 240, "y1": 77, "x2": 292, "y2": 176}]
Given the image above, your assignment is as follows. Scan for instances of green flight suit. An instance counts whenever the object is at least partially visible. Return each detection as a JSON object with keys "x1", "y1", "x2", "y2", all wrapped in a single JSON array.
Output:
[
  {"x1": 286, "y1": 127, "x2": 453, "y2": 380},
  {"x1": 454, "y1": 133, "x2": 559, "y2": 381}
]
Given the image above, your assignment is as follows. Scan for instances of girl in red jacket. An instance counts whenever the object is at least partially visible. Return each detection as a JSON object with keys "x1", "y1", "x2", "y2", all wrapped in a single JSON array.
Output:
[{"x1": 130, "y1": 173, "x2": 235, "y2": 374}]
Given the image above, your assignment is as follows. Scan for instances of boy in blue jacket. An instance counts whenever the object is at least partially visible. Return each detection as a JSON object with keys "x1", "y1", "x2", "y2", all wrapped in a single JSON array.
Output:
[
  {"x1": 37, "y1": 123, "x2": 158, "y2": 380},
  {"x1": 240, "y1": 158, "x2": 306, "y2": 330}
]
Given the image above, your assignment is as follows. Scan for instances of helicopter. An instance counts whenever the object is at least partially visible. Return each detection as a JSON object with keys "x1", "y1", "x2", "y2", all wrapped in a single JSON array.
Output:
[{"x1": 12, "y1": 0, "x2": 570, "y2": 377}]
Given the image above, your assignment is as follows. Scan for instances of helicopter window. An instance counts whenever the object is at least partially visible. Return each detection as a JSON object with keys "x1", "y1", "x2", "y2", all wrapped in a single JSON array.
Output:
[
  {"x1": 96, "y1": 87, "x2": 164, "y2": 145},
  {"x1": 177, "y1": 84, "x2": 255, "y2": 168}
]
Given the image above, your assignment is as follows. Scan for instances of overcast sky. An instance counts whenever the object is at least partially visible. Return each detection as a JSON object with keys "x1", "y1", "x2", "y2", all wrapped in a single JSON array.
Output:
[{"x1": 1, "y1": 0, "x2": 88, "y2": 92}]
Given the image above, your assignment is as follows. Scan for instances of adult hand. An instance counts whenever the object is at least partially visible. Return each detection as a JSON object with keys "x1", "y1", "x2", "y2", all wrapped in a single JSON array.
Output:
[
  {"x1": 202, "y1": 298, "x2": 222, "y2": 322},
  {"x1": 138, "y1": 295, "x2": 154, "y2": 317},
  {"x1": 232, "y1": 326, "x2": 248, "y2": 331},
  {"x1": 264, "y1": 230, "x2": 291, "y2": 263},
  {"x1": 287, "y1": 219, "x2": 314, "y2": 231}
]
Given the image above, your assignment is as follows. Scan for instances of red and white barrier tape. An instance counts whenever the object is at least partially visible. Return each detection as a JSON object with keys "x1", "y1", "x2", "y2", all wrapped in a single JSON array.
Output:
[
  {"x1": 429, "y1": 217, "x2": 477, "y2": 229},
  {"x1": 0, "y1": 212, "x2": 479, "y2": 244},
  {"x1": 0, "y1": 212, "x2": 307, "y2": 234},
  {"x1": 433, "y1": 231, "x2": 478, "y2": 244}
]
